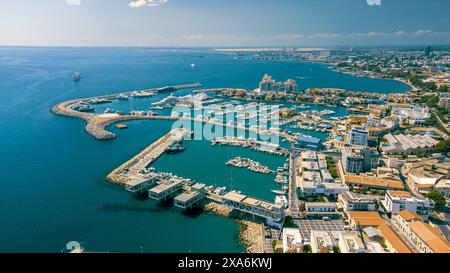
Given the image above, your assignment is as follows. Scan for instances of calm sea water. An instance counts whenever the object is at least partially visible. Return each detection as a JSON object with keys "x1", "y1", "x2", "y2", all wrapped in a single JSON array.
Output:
[{"x1": 0, "y1": 47, "x2": 409, "y2": 253}]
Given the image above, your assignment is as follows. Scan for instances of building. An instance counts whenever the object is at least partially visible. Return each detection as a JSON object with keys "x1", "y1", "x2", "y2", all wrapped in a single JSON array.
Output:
[
  {"x1": 381, "y1": 133, "x2": 439, "y2": 156},
  {"x1": 304, "y1": 202, "x2": 338, "y2": 218},
  {"x1": 294, "y1": 135, "x2": 322, "y2": 150},
  {"x1": 305, "y1": 202, "x2": 337, "y2": 213},
  {"x1": 338, "y1": 232, "x2": 365, "y2": 253},
  {"x1": 349, "y1": 127, "x2": 369, "y2": 146},
  {"x1": 344, "y1": 174, "x2": 405, "y2": 191},
  {"x1": 392, "y1": 211, "x2": 450, "y2": 253},
  {"x1": 258, "y1": 74, "x2": 298, "y2": 93},
  {"x1": 341, "y1": 147, "x2": 379, "y2": 173},
  {"x1": 284, "y1": 79, "x2": 298, "y2": 93},
  {"x1": 391, "y1": 106, "x2": 431, "y2": 126},
  {"x1": 382, "y1": 116, "x2": 400, "y2": 130},
  {"x1": 382, "y1": 190, "x2": 434, "y2": 219},
  {"x1": 297, "y1": 151, "x2": 348, "y2": 196},
  {"x1": 300, "y1": 181, "x2": 349, "y2": 197},
  {"x1": 341, "y1": 147, "x2": 364, "y2": 173},
  {"x1": 377, "y1": 224, "x2": 412, "y2": 253},
  {"x1": 435, "y1": 179, "x2": 450, "y2": 199},
  {"x1": 360, "y1": 149, "x2": 381, "y2": 172},
  {"x1": 439, "y1": 92, "x2": 450, "y2": 111},
  {"x1": 346, "y1": 211, "x2": 386, "y2": 228},
  {"x1": 404, "y1": 161, "x2": 450, "y2": 195},
  {"x1": 310, "y1": 230, "x2": 334, "y2": 253},
  {"x1": 282, "y1": 228, "x2": 303, "y2": 253},
  {"x1": 259, "y1": 74, "x2": 275, "y2": 92},
  {"x1": 338, "y1": 191, "x2": 377, "y2": 212}
]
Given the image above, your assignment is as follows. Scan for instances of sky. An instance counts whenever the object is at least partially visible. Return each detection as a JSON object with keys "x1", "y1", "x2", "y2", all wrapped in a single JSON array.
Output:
[{"x1": 0, "y1": 0, "x2": 450, "y2": 47}]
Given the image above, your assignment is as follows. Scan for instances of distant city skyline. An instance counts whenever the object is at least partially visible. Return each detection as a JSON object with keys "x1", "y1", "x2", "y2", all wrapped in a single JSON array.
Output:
[{"x1": 1, "y1": 0, "x2": 450, "y2": 47}]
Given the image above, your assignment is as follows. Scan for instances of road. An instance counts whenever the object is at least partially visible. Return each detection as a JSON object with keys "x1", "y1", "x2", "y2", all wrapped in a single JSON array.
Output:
[{"x1": 288, "y1": 152, "x2": 300, "y2": 212}]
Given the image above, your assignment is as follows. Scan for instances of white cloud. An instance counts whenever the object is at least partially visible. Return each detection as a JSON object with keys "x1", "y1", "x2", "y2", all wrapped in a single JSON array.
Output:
[
  {"x1": 129, "y1": 0, "x2": 168, "y2": 8},
  {"x1": 66, "y1": 0, "x2": 81, "y2": 6}
]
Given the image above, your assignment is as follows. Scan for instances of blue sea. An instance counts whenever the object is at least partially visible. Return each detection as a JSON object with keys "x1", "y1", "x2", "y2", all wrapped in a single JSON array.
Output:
[{"x1": 0, "y1": 47, "x2": 410, "y2": 253}]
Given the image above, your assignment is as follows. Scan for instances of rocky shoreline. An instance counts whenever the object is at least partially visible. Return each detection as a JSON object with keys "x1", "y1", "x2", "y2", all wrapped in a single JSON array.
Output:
[{"x1": 203, "y1": 202, "x2": 264, "y2": 253}]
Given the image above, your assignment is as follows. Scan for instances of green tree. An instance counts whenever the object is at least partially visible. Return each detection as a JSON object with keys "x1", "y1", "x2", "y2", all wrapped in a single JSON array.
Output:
[
  {"x1": 426, "y1": 190, "x2": 446, "y2": 210},
  {"x1": 333, "y1": 246, "x2": 341, "y2": 253},
  {"x1": 303, "y1": 244, "x2": 312, "y2": 253},
  {"x1": 439, "y1": 85, "x2": 449, "y2": 93},
  {"x1": 436, "y1": 139, "x2": 450, "y2": 154}
]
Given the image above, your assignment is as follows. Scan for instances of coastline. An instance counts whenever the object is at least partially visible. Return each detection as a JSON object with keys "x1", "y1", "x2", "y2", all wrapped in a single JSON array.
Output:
[
  {"x1": 203, "y1": 202, "x2": 265, "y2": 253},
  {"x1": 230, "y1": 56, "x2": 413, "y2": 93}
]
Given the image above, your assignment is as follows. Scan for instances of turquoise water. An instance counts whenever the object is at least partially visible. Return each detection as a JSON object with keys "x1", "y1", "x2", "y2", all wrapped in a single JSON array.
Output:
[{"x1": 0, "y1": 47, "x2": 409, "y2": 253}]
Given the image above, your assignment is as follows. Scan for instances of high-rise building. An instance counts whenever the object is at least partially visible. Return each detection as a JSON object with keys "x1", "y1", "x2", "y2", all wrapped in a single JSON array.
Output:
[
  {"x1": 258, "y1": 74, "x2": 298, "y2": 93},
  {"x1": 259, "y1": 74, "x2": 275, "y2": 92},
  {"x1": 284, "y1": 79, "x2": 298, "y2": 93}
]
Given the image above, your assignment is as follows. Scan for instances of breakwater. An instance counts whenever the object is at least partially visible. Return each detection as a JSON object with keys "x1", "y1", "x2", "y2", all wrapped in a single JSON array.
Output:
[
  {"x1": 203, "y1": 202, "x2": 264, "y2": 253},
  {"x1": 107, "y1": 128, "x2": 188, "y2": 185},
  {"x1": 51, "y1": 84, "x2": 200, "y2": 140}
]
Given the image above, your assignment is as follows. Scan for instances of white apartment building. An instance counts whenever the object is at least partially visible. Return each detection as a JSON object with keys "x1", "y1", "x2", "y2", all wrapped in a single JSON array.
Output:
[
  {"x1": 349, "y1": 127, "x2": 369, "y2": 147},
  {"x1": 382, "y1": 190, "x2": 434, "y2": 219},
  {"x1": 338, "y1": 191, "x2": 377, "y2": 212}
]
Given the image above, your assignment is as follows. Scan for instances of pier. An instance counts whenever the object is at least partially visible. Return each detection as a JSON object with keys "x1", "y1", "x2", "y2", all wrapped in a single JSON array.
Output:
[
  {"x1": 212, "y1": 137, "x2": 288, "y2": 156},
  {"x1": 174, "y1": 183, "x2": 206, "y2": 209},
  {"x1": 221, "y1": 192, "x2": 285, "y2": 222},
  {"x1": 107, "y1": 128, "x2": 190, "y2": 186},
  {"x1": 148, "y1": 179, "x2": 184, "y2": 200}
]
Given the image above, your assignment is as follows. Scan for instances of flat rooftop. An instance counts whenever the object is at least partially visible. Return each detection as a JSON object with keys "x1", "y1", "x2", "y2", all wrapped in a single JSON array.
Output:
[
  {"x1": 149, "y1": 181, "x2": 181, "y2": 194},
  {"x1": 223, "y1": 192, "x2": 284, "y2": 211},
  {"x1": 175, "y1": 191, "x2": 199, "y2": 203}
]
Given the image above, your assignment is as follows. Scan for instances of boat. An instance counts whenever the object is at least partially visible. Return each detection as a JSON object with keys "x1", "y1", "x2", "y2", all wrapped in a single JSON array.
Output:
[
  {"x1": 190, "y1": 64, "x2": 197, "y2": 68},
  {"x1": 89, "y1": 98, "x2": 112, "y2": 105},
  {"x1": 115, "y1": 124, "x2": 128, "y2": 129},
  {"x1": 271, "y1": 189, "x2": 287, "y2": 195},
  {"x1": 213, "y1": 186, "x2": 227, "y2": 195},
  {"x1": 73, "y1": 72, "x2": 81, "y2": 82},
  {"x1": 165, "y1": 142, "x2": 185, "y2": 154},
  {"x1": 104, "y1": 108, "x2": 115, "y2": 114},
  {"x1": 117, "y1": 94, "x2": 129, "y2": 100},
  {"x1": 72, "y1": 103, "x2": 94, "y2": 112},
  {"x1": 275, "y1": 195, "x2": 288, "y2": 208}
]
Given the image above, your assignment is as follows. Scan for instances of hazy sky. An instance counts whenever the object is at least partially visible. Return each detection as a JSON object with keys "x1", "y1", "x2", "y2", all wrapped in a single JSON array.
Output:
[{"x1": 1, "y1": 0, "x2": 450, "y2": 47}]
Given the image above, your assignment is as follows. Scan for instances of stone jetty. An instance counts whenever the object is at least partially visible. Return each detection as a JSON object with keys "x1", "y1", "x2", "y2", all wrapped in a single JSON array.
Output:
[{"x1": 51, "y1": 84, "x2": 200, "y2": 140}]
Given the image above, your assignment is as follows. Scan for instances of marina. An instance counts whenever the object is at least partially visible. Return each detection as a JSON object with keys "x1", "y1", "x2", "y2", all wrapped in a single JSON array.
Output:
[
  {"x1": 212, "y1": 136, "x2": 287, "y2": 156},
  {"x1": 226, "y1": 157, "x2": 273, "y2": 174},
  {"x1": 0, "y1": 46, "x2": 414, "y2": 253}
]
